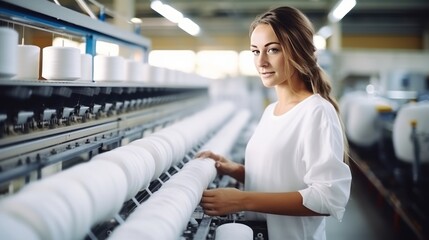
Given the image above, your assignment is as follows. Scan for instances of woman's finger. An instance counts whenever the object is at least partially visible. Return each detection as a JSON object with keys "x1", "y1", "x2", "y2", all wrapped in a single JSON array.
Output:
[
  {"x1": 201, "y1": 196, "x2": 214, "y2": 204},
  {"x1": 202, "y1": 189, "x2": 217, "y2": 197},
  {"x1": 201, "y1": 151, "x2": 221, "y2": 160},
  {"x1": 203, "y1": 209, "x2": 218, "y2": 216},
  {"x1": 195, "y1": 151, "x2": 213, "y2": 159},
  {"x1": 201, "y1": 202, "x2": 216, "y2": 209}
]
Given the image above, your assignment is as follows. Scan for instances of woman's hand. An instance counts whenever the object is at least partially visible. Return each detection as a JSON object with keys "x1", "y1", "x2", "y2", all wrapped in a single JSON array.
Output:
[
  {"x1": 195, "y1": 151, "x2": 243, "y2": 179},
  {"x1": 200, "y1": 188, "x2": 245, "y2": 216}
]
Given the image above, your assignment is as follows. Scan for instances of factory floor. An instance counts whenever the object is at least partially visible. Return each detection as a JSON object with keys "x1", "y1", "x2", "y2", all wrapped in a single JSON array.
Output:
[{"x1": 326, "y1": 171, "x2": 398, "y2": 240}]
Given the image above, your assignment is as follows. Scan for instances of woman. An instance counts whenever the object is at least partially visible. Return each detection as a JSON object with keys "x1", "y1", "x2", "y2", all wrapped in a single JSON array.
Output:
[{"x1": 196, "y1": 6, "x2": 352, "y2": 240}]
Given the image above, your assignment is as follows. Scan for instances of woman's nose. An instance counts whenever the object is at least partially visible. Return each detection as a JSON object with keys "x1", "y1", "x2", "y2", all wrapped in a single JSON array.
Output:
[{"x1": 255, "y1": 53, "x2": 268, "y2": 68}]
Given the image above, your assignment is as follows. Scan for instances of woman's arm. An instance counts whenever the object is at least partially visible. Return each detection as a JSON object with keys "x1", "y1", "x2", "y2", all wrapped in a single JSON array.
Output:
[{"x1": 201, "y1": 188, "x2": 328, "y2": 217}]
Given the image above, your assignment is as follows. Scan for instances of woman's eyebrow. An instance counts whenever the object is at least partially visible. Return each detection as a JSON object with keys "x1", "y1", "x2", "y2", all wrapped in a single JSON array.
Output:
[{"x1": 250, "y1": 42, "x2": 281, "y2": 48}]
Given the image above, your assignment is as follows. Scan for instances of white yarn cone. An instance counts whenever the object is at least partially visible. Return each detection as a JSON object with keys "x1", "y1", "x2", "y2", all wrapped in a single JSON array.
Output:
[
  {"x1": 42, "y1": 46, "x2": 81, "y2": 80},
  {"x1": 14, "y1": 45, "x2": 40, "y2": 80},
  {"x1": 80, "y1": 53, "x2": 93, "y2": 81},
  {"x1": 215, "y1": 223, "x2": 253, "y2": 240},
  {"x1": 93, "y1": 55, "x2": 126, "y2": 81},
  {"x1": 0, "y1": 27, "x2": 18, "y2": 79}
]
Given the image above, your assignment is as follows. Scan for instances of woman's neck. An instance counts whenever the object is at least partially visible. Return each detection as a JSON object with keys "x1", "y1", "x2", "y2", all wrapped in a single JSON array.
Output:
[{"x1": 273, "y1": 83, "x2": 312, "y2": 115}]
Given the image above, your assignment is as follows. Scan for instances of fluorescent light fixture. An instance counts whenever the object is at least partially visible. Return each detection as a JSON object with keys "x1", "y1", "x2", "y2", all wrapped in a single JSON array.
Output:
[
  {"x1": 328, "y1": 0, "x2": 356, "y2": 23},
  {"x1": 150, "y1": 0, "x2": 183, "y2": 23},
  {"x1": 317, "y1": 25, "x2": 332, "y2": 39},
  {"x1": 178, "y1": 18, "x2": 200, "y2": 36},
  {"x1": 150, "y1": 0, "x2": 200, "y2": 36},
  {"x1": 150, "y1": 0, "x2": 163, "y2": 11}
]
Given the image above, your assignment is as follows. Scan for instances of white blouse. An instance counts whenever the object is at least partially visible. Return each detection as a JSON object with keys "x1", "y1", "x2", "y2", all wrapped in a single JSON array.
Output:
[{"x1": 244, "y1": 94, "x2": 352, "y2": 240}]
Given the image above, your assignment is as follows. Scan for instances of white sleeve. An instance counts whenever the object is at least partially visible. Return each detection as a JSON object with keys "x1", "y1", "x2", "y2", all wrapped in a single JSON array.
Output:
[{"x1": 298, "y1": 106, "x2": 352, "y2": 221}]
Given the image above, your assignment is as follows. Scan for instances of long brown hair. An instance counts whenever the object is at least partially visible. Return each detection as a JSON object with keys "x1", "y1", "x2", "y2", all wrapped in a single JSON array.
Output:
[{"x1": 250, "y1": 6, "x2": 350, "y2": 162}]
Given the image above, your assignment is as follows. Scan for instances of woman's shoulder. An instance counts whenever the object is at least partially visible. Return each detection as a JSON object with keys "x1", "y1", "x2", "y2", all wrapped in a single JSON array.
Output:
[
  {"x1": 306, "y1": 94, "x2": 337, "y2": 113},
  {"x1": 302, "y1": 94, "x2": 340, "y2": 126}
]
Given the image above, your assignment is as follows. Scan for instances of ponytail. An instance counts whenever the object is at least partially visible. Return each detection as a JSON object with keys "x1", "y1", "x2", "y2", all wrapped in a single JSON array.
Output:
[{"x1": 312, "y1": 66, "x2": 340, "y2": 113}]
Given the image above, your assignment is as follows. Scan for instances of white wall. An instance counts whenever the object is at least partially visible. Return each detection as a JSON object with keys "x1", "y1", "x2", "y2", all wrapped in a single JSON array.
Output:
[
  {"x1": 334, "y1": 50, "x2": 429, "y2": 96},
  {"x1": 336, "y1": 50, "x2": 429, "y2": 80}
]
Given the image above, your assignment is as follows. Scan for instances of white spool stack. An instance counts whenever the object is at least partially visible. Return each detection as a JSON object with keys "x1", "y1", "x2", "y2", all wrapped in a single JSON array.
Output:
[
  {"x1": 80, "y1": 53, "x2": 93, "y2": 81},
  {"x1": 129, "y1": 137, "x2": 172, "y2": 181},
  {"x1": 215, "y1": 223, "x2": 253, "y2": 240},
  {"x1": 13, "y1": 45, "x2": 40, "y2": 80},
  {"x1": 42, "y1": 46, "x2": 81, "y2": 80},
  {"x1": 0, "y1": 27, "x2": 18, "y2": 79},
  {"x1": 200, "y1": 109, "x2": 251, "y2": 156},
  {"x1": 109, "y1": 158, "x2": 218, "y2": 240},
  {"x1": 93, "y1": 55, "x2": 126, "y2": 81},
  {"x1": 91, "y1": 145, "x2": 156, "y2": 201}
]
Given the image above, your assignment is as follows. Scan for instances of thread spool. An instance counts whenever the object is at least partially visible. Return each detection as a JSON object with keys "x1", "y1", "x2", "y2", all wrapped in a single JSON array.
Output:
[
  {"x1": 93, "y1": 55, "x2": 126, "y2": 81},
  {"x1": 0, "y1": 27, "x2": 18, "y2": 79},
  {"x1": 0, "y1": 212, "x2": 40, "y2": 240},
  {"x1": 42, "y1": 46, "x2": 81, "y2": 80},
  {"x1": 0, "y1": 188, "x2": 74, "y2": 240},
  {"x1": 22, "y1": 176, "x2": 93, "y2": 240},
  {"x1": 152, "y1": 66, "x2": 167, "y2": 84},
  {"x1": 126, "y1": 59, "x2": 143, "y2": 81},
  {"x1": 130, "y1": 138, "x2": 169, "y2": 180},
  {"x1": 60, "y1": 161, "x2": 127, "y2": 223},
  {"x1": 13, "y1": 45, "x2": 40, "y2": 80},
  {"x1": 142, "y1": 63, "x2": 151, "y2": 82},
  {"x1": 215, "y1": 223, "x2": 253, "y2": 240},
  {"x1": 80, "y1": 53, "x2": 93, "y2": 81}
]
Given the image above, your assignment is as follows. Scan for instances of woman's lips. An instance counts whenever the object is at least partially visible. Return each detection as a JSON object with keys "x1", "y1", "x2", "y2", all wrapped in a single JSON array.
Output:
[{"x1": 261, "y1": 71, "x2": 274, "y2": 77}]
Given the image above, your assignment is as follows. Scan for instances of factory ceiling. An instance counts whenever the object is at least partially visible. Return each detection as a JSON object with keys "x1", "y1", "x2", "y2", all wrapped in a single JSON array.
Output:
[{"x1": 57, "y1": 0, "x2": 428, "y2": 40}]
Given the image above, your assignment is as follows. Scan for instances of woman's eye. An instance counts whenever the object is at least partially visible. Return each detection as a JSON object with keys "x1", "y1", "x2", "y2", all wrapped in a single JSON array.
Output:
[
  {"x1": 267, "y1": 48, "x2": 279, "y2": 54},
  {"x1": 251, "y1": 50, "x2": 260, "y2": 56}
]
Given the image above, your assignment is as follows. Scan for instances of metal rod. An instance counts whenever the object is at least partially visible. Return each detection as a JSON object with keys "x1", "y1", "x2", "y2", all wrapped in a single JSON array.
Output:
[
  {"x1": 410, "y1": 121, "x2": 420, "y2": 183},
  {"x1": 75, "y1": 0, "x2": 97, "y2": 19},
  {"x1": 193, "y1": 215, "x2": 212, "y2": 240},
  {"x1": 0, "y1": 18, "x2": 84, "y2": 39}
]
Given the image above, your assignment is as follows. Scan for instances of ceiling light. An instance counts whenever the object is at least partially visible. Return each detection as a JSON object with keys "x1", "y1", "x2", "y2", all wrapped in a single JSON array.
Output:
[
  {"x1": 328, "y1": 0, "x2": 356, "y2": 23},
  {"x1": 150, "y1": 1, "x2": 183, "y2": 23},
  {"x1": 150, "y1": 0, "x2": 200, "y2": 36},
  {"x1": 178, "y1": 18, "x2": 200, "y2": 36},
  {"x1": 130, "y1": 18, "x2": 142, "y2": 24}
]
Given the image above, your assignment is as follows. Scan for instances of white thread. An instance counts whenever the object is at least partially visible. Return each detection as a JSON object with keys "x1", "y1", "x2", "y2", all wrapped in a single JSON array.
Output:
[
  {"x1": 0, "y1": 27, "x2": 18, "y2": 79},
  {"x1": 42, "y1": 46, "x2": 81, "y2": 80},
  {"x1": 80, "y1": 53, "x2": 93, "y2": 81},
  {"x1": 93, "y1": 55, "x2": 126, "y2": 81},
  {"x1": 215, "y1": 223, "x2": 253, "y2": 240},
  {"x1": 125, "y1": 59, "x2": 143, "y2": 81},
  {"x1": 13, "y1": 45, "x2": 40, "y2": 80}
]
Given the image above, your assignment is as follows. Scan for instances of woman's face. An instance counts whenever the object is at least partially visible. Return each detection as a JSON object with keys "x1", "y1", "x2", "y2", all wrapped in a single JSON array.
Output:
[{"x1": 250, "y1": 24, "x2": 287, "y2": 88}]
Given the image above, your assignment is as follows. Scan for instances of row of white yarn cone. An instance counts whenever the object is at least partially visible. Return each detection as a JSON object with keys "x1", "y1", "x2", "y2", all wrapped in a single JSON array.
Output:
[
  {"x1": 0, "y1": 27, "x2": 209, "y2": 85},
  {"x1": 0, "y1": 101, "x2": 236, "y2": 240}
]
